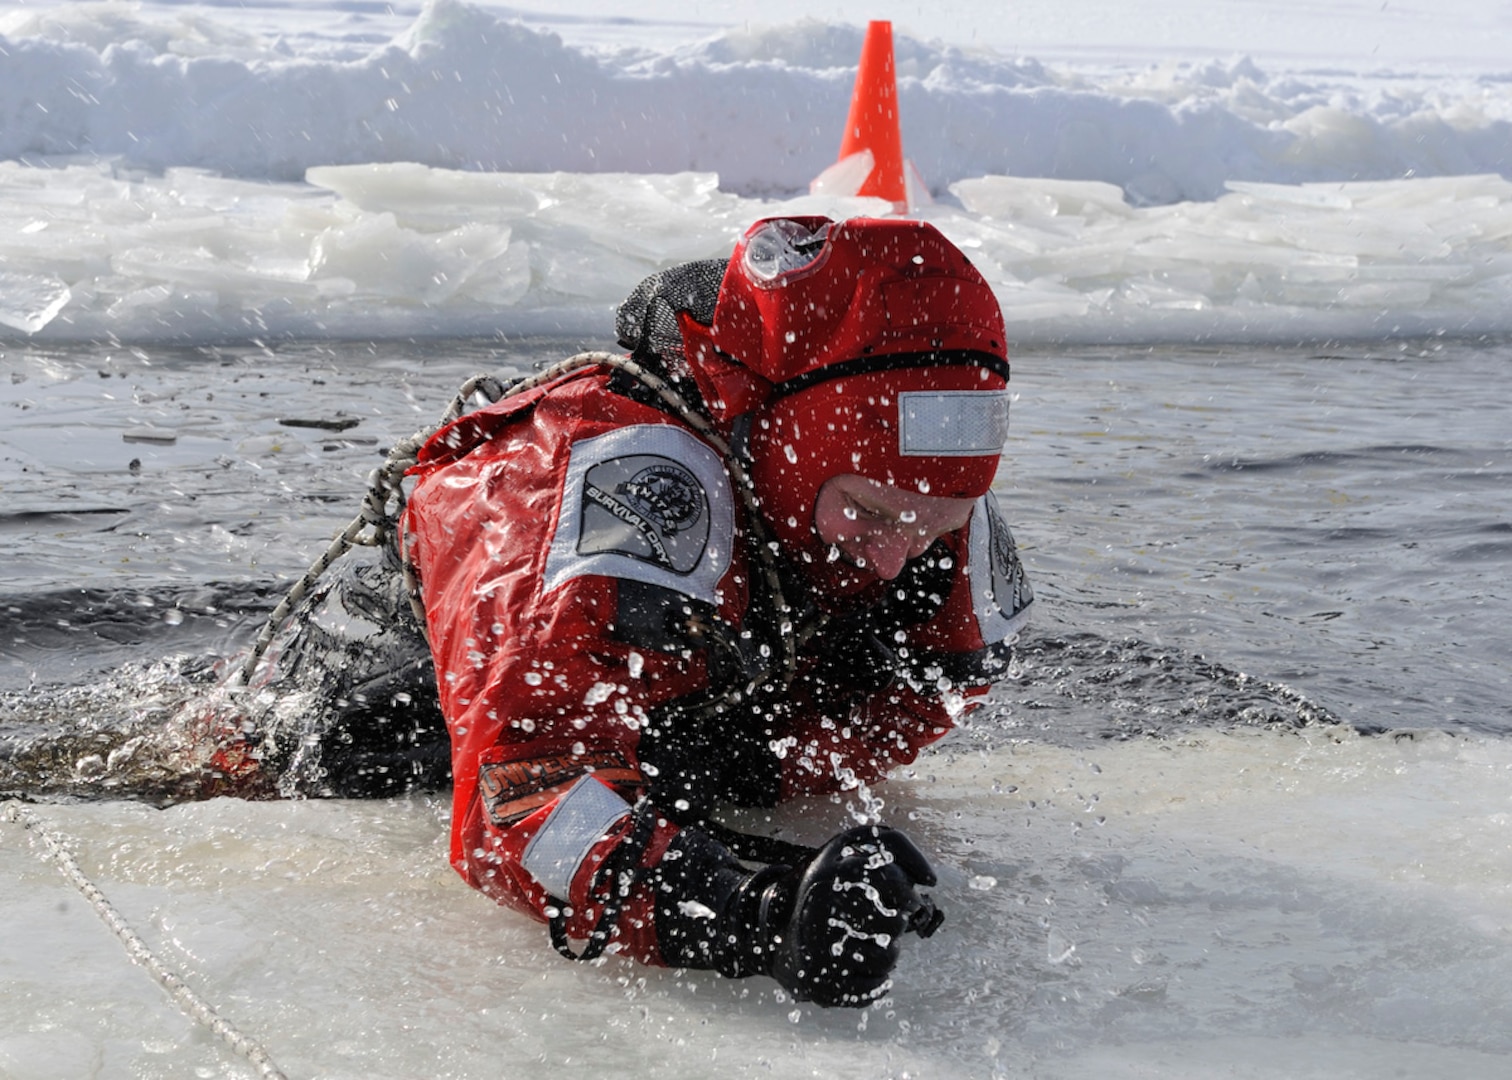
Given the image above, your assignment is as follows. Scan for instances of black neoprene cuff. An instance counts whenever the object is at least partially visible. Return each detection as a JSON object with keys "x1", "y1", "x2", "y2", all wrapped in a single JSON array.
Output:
[{"x1": 652, "y1": 828, "x2": 789, "y2": 978}]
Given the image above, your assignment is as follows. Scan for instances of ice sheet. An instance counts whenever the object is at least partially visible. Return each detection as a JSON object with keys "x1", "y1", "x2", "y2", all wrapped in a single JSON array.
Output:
[{"x1": 4, "y1": 160, "x2": 1509, "y2": 344}]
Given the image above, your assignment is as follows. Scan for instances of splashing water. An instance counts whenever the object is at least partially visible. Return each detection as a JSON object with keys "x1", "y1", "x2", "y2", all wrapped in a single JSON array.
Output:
[{"x1": 1, "y1": 655, "x2": 224, "y2": 804}]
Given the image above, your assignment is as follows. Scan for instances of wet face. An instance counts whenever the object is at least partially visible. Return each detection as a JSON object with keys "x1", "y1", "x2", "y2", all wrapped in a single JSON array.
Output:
[{"x1": 812, "y1": 473, "x2": 976, "y2": 581}]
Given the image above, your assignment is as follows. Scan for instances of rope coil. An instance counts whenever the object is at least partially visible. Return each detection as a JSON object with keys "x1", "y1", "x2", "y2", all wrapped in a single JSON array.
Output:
[{"x1": 3, "y1": 802, "x2": 290, "y2": 1080}]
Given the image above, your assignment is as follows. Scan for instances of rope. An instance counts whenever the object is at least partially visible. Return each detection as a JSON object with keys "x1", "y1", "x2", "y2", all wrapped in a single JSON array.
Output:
[
  {"x1": 234, "y1": 369, "x2": 511, "y2": 684},
  {"x1": 236, "y1": 350, "x2": 798, "y2": 692},
  {"x1": 2, "y1": 802, "x2": 290, "y2": 1080}
]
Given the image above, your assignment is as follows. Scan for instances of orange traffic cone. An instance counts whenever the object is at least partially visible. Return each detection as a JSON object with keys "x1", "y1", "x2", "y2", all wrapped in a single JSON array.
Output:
[{"x1": 810, "y1": 20, "x2": 927, "y2": 213}]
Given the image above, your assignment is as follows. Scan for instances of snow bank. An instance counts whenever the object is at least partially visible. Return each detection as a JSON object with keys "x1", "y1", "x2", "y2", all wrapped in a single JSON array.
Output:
[{"x1": 1, "y1": 0, "x2": 1507, "y2": 201}]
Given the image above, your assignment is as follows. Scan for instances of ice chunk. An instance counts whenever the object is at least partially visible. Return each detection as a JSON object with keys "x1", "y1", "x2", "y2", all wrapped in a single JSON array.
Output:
[
  {"x1": 1226, "y1": 180, "x2": 1356, "y2": 209},
  {"x1": 953, "y1": 176, "x2": 1135, "y2": 222},
  {"x1": 122, "y1": 427, "x2": 178, "y2": 446},
  {"x1": 809, "y1": 149, "x2": 875, "y2": 199},
  {"x1": 306, "y1": 163, "x2": 543, "y2": 226},
  {"x1": 0, "y1": 272, "x2": 71, "y2": 333},
  {"x1": 308, "y1": 214, "x2": 520, "y2": 305}
]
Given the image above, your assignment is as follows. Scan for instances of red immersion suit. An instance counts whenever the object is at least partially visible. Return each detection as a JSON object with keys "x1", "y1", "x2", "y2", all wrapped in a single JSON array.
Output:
[{"x1": 401, "y1": 357, "x2": 1033, "y2": 963}]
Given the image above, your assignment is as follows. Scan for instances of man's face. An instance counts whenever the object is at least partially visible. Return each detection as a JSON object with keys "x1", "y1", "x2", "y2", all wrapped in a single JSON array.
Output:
[{"x1": 812, "y1": 473, "x2": 976, "y2": 581}]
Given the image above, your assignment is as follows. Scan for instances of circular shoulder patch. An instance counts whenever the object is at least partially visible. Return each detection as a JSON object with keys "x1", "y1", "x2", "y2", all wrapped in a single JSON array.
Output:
[
  {"x1": 544, "y1": 424, "x2": 735, "y2": 604},
  {"x1": 581, "y1": 455, "x2": 709, "y2": 572}
]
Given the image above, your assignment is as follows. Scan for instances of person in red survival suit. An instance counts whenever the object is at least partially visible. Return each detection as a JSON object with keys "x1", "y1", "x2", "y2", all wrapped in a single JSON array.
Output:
[{"x1": 399, "y1": 215, "x2": 1033, "y2": 1007}]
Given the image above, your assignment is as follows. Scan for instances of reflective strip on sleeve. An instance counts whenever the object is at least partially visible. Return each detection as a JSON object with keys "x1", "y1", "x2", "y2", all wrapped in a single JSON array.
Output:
[{"x1": 520, "y1": 774, "x2": 632, "y2": 901}]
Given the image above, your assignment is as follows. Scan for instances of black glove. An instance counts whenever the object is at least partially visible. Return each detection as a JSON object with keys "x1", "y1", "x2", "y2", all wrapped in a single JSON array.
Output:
[{"x1": 654, "y1": 824, "x2": 944, "y2": 1007}]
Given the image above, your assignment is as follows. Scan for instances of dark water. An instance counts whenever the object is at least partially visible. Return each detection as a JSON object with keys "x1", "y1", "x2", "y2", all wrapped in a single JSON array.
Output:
[
  {"x1": 1008, "y1": 336, "x2": 1512, "y2": 738},
  {"x1": 3, "y1": 335, "x2": 1509, "y2": 799}
]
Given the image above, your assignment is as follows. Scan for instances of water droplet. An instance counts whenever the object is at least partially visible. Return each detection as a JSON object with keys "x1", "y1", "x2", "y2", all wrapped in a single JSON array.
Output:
[
  {"x1": 584, "y1": 682, "x2": 616, "y2": 706},
  {"x1": 783, "y1": 444, "x2": 798, "y2": 464},
  {"x1": 968, "y1": 874, "x2": 998, "y2": 891},
  {"x1": 523, "y1": 671, "x2": 543, "y2": 686}
]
